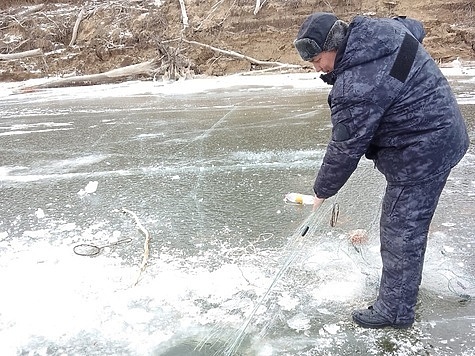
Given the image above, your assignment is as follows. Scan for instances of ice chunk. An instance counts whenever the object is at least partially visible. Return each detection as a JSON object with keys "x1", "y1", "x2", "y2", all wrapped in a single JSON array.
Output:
[
  {"x1": 441, "y1": 222, "x2": 456, "y2": 227},
  {"x1": 323, "y1": 323, "x2": 340, "y2": 335},
  {"x1": 78, "y1": 181, "x2": 98, "y2": 195},
  {"x1": 277, "y1": 292, "x2": 299, "y2": 311},
  {"x1": 35, "y1": 208, "x2": 45, "y2": 219},
  {"x1": 443, "y1": 245, "x2": 455, "y2": 253},
  {"x1": 287, "y1": 313, "x2": 311, "y2": 331},
  {"x1": 85, "y1": 181, "x2": 98, "y2": 193}
]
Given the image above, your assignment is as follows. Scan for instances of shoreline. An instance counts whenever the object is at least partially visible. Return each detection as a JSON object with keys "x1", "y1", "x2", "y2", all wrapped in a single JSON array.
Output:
[{"x1": 1, "y1": 64, "x2": 474, "y2": 100}]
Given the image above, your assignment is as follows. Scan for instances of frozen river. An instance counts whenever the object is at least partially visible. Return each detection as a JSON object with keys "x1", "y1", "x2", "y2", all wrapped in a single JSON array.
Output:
[{"x1": 0, "y1": 71, "x2": 474, "y2": 356}]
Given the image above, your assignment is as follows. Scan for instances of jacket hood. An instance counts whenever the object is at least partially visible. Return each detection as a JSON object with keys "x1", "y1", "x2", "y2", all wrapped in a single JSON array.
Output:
[
  {"x1": 392, "y1": 16, "x2": 425, "y2": 43},
  {"x1": 334, "y1": 16, "x2": 425, "y2": 76}
]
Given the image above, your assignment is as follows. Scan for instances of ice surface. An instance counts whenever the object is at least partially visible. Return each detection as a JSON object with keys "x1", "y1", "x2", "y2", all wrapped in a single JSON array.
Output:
[{"x1": 0, "y1": 70, "x2": 474, "y2": 355}]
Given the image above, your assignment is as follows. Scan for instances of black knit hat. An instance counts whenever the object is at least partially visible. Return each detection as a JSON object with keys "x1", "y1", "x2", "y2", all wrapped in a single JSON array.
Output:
[{"x1": 294, "y1": 12, "x2": 348, "y2": 61}]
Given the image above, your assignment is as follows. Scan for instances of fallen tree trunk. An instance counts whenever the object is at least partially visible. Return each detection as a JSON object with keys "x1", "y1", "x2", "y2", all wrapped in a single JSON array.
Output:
[
  {"x1": 16, "y1": 59, "x2": 159, "y2": 92},
  {"x1": 0, "y1": 48, "x2": 43, "y2": 60},
  {"x1": 14, "y1": 4, "x2": 45, "y2": 18},
  {"x1": 182, "y1": 39, "x2": 302, "y2": 69}
]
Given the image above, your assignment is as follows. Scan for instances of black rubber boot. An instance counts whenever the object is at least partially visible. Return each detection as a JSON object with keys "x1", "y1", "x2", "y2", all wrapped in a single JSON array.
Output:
[{"x1": 352, "y1": 306, "x2": 413, "y2": 329}]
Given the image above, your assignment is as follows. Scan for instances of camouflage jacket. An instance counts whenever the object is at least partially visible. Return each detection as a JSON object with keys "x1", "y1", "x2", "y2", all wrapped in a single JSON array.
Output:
[{"x1": 314, "y1": 16, "x2": 469, "y2": 199}]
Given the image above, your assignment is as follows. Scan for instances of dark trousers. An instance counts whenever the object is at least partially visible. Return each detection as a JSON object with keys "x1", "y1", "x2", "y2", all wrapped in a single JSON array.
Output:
[{"x1": 373, "y1": 170, "x2": 450, "y2": 324}]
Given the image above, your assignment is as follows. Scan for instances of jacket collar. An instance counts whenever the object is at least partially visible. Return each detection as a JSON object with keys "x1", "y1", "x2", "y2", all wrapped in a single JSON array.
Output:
[{"x1": 319, "y1": 24, "x2": 350, "y2": 86}]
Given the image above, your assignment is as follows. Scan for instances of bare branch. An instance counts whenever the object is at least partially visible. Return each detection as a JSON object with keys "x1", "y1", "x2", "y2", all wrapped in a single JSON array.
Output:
[
  {"x1": 193, "y1": 0, "x2": 236, "y2": 31},
  {"x1": 69, "y1": 5, "x2": 87, "y2": 47},
  {"x1": 182, "y1": 39, "x2": 302, "y2": 69},
  {"x1": 254, "y1": 0, "x2": 261, "y2": 15},
  {"x1": 253, "y1": 0, "x2": 268, "y2": 15},
  {"x1": 122, "y1": 208, "x2": 151, "y2": 287},
  {"x1": 178, "y1": 0, "x2": 189, "y2": 29}
]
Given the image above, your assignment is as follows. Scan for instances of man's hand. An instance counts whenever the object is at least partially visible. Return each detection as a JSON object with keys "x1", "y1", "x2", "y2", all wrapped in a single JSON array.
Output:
[{"x1": 313, "y1": 196, "x2": 325, "y2": 210}]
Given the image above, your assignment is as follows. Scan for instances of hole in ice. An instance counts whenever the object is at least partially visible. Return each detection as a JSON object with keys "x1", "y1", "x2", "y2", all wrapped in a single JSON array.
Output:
[{"x1": 156, "y1": 337, "x2": 244, "y2": 356}]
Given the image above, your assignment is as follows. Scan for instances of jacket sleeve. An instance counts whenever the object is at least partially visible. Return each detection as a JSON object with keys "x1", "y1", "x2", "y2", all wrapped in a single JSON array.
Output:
[{"x1": 313, "y1": 97, "x2": 385, "y2": 199}]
